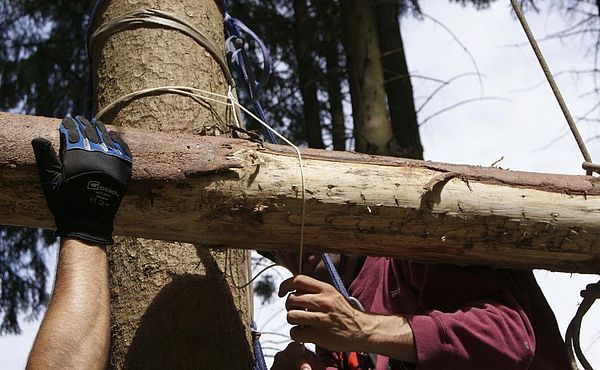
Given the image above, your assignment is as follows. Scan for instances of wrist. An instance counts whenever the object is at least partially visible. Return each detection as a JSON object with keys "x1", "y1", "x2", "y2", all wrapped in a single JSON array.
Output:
[
  {"x1": 356, "y1": 313, "x2": 417, "y2": 363},
  {"x1": 60, "y1": 234, "x2": 111, "y2": 248},
  {"x1": 58, "y1": 230, "x2": 112, "y2": 246}
]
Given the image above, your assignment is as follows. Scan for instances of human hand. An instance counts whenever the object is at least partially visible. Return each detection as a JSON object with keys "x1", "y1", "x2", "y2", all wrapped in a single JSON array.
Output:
[
  {"x1": 279, "y1": 275, "x2": 367, "y2": 352},
  {"x1": 32, "y1": 115, "x2": 132, "y2": 245},
  {"x1": 271, "y1": 342, "x2": 326, "y2": 370}
]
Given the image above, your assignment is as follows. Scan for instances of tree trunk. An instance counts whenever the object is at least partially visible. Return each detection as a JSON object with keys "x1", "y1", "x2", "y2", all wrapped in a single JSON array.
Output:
[
  {"x1": 89, "y1": 1, "x2": 252, "y2": 368},
  {"x1": 293, "y1": 0, "x2": 325, "y2": 149},
  {"x1": 3, "y1": 112, "x2": 600, "y2": 274},
  {"x1": 376, "y1": 0, "x2": 423, "y2": 160},
  {"x1": 318, "y1": 1, "x2": 346, "y2": 151},
  {"x1": 340, "y1": 0, "x2": 396, "y2": 155}
]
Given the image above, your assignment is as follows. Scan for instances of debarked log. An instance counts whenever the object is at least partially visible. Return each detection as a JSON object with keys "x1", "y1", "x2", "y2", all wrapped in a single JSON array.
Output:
[{"x1": 1, "y1": 111, "x2": 599, "y2": 273}]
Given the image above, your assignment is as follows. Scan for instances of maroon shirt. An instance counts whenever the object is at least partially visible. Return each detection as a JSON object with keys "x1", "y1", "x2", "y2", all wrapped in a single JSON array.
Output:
[{"x1": 323, "y1": 257, "x2": 571, "y2": 370}]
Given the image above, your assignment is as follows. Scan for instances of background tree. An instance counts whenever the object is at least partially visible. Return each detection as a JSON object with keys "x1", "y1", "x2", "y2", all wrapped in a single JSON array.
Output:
[
  {"x1": 91, "y1": 0, "x2": 253, "y2": 368},
  {"x1": 3, "y1": 0, "x2": 599, "y2": 365},
  {"x1": 0, "y1": 227, "x2": 54, "y2": 334},
  {"x1": 0, "y1": 0, "x2": 499, "y2": 336},
  {"x1": 0, "y1": 0, "x2": 92, "y2": 335}
]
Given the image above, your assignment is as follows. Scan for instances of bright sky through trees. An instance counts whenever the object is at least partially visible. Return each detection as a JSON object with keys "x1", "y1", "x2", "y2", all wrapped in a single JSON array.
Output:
[{"x1": 1, "y1": 1, "x2": 599, "y2": 368}]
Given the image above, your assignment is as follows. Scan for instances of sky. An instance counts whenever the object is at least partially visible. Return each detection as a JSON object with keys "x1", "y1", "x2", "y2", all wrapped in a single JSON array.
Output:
[{"x1": 1, "y1": 1, "x2": 599, "y2": 369}]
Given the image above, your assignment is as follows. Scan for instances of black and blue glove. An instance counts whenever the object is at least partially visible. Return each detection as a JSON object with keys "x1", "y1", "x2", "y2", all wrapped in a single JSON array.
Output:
[{"x1": 32, "y1": 115, "x2": 133, "y2": 245}]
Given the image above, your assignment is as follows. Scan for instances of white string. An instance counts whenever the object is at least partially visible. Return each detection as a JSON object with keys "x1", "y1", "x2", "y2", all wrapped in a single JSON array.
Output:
[
  {"x1": 230, "y1": 98, "x2": 307, "y2": 275},
  {"x1": 98, "y1": 85, "x2": 307, "y2": 274},
  {"x1": 227, "y1": 85, "x2": 242, "y2": 128}
]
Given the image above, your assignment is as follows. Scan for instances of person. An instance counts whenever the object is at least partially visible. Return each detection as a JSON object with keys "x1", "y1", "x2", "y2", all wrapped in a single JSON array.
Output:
[
  {"x1": 26, "y1": 116, "x2": 132, "y2": 370},
  {"x1": 271, "y1": 252, "x2": 573, "y2": 370},
  {"x1": 27, "y1": 116, "x2": 572, "y2": 370}
]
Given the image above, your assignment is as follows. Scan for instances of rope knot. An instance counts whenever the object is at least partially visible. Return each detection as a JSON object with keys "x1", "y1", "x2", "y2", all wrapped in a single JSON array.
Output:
[{"x1": 251, "y1": 328, "x2": 262, "y2": 341}]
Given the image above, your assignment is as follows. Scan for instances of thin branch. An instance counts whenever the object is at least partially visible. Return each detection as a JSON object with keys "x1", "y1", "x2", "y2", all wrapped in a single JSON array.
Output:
[
  {"x1": 409, "y1": 74, "x2": 449, "y2": 84},
  {"x1": 419, "y1": 97, "x2": 509, "y2": 127},
  {"x1": 416, "y1": 72, "x2": 484, "y2": 114},
  {"x1": 575, "y1": 101, "x2": 600, "y2": 123},
  {"x1": 422, "y1": 13, "x2": 484, "y2": 98},
  {"x1": 585, "y1": 134, "x2": 600, "y2": 144},
  {"x1": 531, "y1": 128, "x2": 571, "y2": 153},
  {"x1": 259, "y1": 331, "x2": 291, "y2": 339},
  {"x1": 510, "y1": 69, "x2": 599, "y2": 94}
]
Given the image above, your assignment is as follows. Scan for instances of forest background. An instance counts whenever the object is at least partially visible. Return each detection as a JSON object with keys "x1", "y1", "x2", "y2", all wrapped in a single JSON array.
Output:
[{"x1": 0, "y1": 0, "x2": 599, "y2": 368}]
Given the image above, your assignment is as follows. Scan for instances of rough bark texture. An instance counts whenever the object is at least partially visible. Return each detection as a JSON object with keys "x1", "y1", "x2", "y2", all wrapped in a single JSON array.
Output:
[
  {"x1": 293, "y1": 0, "x2": 325, "y2": 149},
  {"x1": 3, "y1": 112, "x2": 600, "y2": 274},
  {"x1": 341, "y1": 0, "x2": 396, "y2": 155},
  {"x1": 89, "y1": 1, "x2": 252, "y2": 369},
  {"x1": 376, "y1": 0, "x2": 423, "y2": 160}
]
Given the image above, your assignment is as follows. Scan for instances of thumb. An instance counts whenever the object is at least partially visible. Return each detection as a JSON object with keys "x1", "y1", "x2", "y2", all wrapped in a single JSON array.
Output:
[{"x1": 31, "y1": 138, "x2": 62, "y2": 186}]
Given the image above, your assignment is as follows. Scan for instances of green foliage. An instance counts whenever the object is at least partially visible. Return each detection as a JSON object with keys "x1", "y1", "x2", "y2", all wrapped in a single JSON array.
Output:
[
  {"x1": 230, "y1": 0, "x2": 306, "y2": 143},
  {"x1": 0, "y1": 0, "x2": 553, "y2": 331},
  {"x1": 0, "y1": 227, "x2": 56, "y2": 335},
  {"x1": 0, "y1": 0, "x2": 94, "y2": 117},
  {"x1": 0, "y1": 0, "x2": 90, "y2": 335},
  {"x1": 449, "y1": 0, "x2": 496, "y2": 10},
  {"x1": 254, "y1": 274, "x2": 277, "y2": 305}
]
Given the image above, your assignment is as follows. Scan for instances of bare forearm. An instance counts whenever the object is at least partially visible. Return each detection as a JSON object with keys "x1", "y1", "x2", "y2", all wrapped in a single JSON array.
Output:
[
  {"x1": 27, "y1": 238, "x2": 110, "y2": 370},
  {"x1": 357, "y1": 312, "x2": 418, "y2": 364}
]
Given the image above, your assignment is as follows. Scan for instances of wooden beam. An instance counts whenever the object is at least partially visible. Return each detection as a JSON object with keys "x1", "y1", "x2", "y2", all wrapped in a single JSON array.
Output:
[{"x1": 2, "y1": 111, "x2": 599, "y2": 273}]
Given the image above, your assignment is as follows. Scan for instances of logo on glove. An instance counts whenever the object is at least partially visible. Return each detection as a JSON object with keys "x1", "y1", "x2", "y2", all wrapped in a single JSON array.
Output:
[{"x1": 87, "y1": 180, "x2": 119, "y2": 197}]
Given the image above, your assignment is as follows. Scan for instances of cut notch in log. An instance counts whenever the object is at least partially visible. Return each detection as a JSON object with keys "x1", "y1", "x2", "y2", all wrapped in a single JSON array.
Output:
[{"x1": 1, "y1": 111, "x2": 599, "y2": 273}]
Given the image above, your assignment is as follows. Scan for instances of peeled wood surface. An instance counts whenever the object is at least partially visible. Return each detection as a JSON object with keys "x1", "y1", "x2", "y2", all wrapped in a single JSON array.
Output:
[{"x1": 2, "y1": 111, "x2": 600, "y2": 273}]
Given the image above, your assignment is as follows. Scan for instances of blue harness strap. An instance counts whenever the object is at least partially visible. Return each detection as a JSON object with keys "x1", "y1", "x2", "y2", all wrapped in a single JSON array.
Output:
[
  {"x1": 251, "y1": 320, "x2": 268, "y2": 370},
  {"x1": 222, "y1": 4, "x2": 273, "y2": 369},
  {"x1": 322, "y1": 253, "x2": 351, "y2": 299},
  {"x1": 322, "y1": 253, "x2": 408, "y2": 370},
  {"x1": 223, "y1": 0, "x2": 276, "y2": 144}
]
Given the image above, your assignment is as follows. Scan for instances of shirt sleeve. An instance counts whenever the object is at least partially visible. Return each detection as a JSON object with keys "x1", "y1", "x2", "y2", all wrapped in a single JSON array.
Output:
[{"x1": 403, "y1": 264, "x2": 536, "y2": 370}]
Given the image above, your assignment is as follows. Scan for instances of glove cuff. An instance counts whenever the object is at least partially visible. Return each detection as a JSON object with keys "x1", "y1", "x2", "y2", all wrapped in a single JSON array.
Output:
[
  {"x1": 56, "y1": 231, "x2": 114, "y2": 246},
  {"x1": 55, "y1": 218, "x2": 114, "y2": 246}
]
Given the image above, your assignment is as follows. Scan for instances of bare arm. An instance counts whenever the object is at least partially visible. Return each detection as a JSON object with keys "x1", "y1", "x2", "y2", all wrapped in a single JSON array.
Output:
[
  {"x1": 26, "y1": 238, "x2": 110, "y2": 370},
  {"x1": 280, "y1": 275, "x2": 417, "y2": 365},
  {"x1": 357, "y1": 312, "x2": 417, "y2": 363}
]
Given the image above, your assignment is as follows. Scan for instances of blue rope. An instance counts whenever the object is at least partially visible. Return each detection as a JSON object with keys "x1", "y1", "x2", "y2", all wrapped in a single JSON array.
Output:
[
  {"x1": 222, "y1": 5, "x2": 272, "y2": 370},
  {"x1": 83, "y1": 3, "x2": 320, "y2": 368},
  {"x1": 223, "y1": 3, "x2": 276, "y2": 143},
  {"x1": 251, "y1": 320, "x2": 268, "y2": 370},
  {"x1": 322, "y1": 253, "x2": 351, "y2": 299},
  {"x1": 322, "y1": 253, "x2": 408, "y2": 370}
]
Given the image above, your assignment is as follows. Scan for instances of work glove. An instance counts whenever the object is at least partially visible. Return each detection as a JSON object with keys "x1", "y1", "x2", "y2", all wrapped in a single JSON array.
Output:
[{"x1": 32, "y1": 115, "x2": 133, "y2": 245}]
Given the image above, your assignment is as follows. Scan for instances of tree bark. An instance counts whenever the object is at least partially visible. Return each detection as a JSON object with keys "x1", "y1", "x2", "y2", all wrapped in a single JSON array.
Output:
[
  {"x1": 88, "y1": 1, "x2": 252, "y2": 369},
  {"x1": 3, "y1": 112, "x2": 600, "y2": 274},
  {"x1": 340, "y1": 0, "x2": 396, "y2": 155},
  {"x1": 376, "y1": 0, "x2": 423, "y2": 160},
  {"x1": 293, "y1": 0, "x2": 325, "y2": 149}
]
